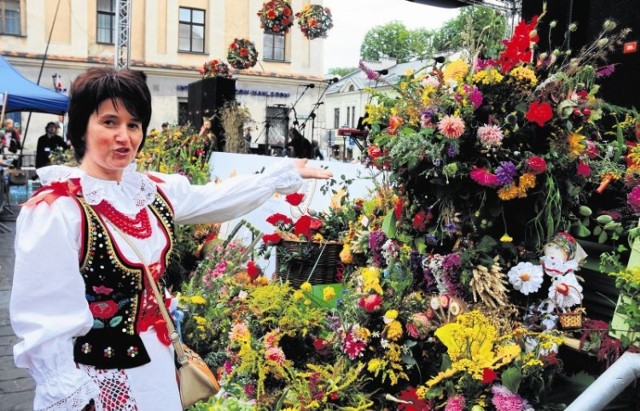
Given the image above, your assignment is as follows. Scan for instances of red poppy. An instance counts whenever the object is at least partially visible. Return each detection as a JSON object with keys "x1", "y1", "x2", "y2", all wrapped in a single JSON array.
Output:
[
  {"x1": 412, "y1": 209, "x2": 432, "y2": 232},
  {"x1": 482, "y1": 368, "x2": 497, "y2": 384},
  {"x1": 294, "y1": 215, "x2": 322, "y2": 238},
  {"x1": 89, "y1": 300, "x2": 118, "y2": 319},
  {"x1": 285, "y1": 192, "x2": 304, "y2": 206},
  {"x1": 525, "y1": 101, "x2": 553, "y2": 127},
  {"x1": 397, "y1": 386, "x2": 432, "y2": 411},
  {"x1": 247, "y1": 261, "x2": 261, "y2": 280},
  {"x1": 266, "y1": 213, "x2": 293, "y2": 226},
  {"x1": 262, "y1": 232, "x2": 282, "y2": 244}
]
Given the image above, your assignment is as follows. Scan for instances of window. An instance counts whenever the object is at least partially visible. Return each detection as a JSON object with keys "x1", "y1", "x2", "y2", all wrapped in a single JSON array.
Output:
[
  {"x1": 0, "y1": 0, "x2": 21, "y2": 35},
  {"x1": 179, "y1": 7, "x2": 205, "y2": 53},
  {"x1": 351, "y1": 106, "x2": 356, "y2": 128},
  {"x1": 178, "y1": 101, "x2": 188, "y2": 126},
  {"x1": 333, "y1": 108, "x2": 340, "y2": 129},
  {"x1": 97, "y1": 0, "x2": 115, "y2": 44},
  {"x1": 263, "y1": 32, "x2": 285, "y2": 61}
]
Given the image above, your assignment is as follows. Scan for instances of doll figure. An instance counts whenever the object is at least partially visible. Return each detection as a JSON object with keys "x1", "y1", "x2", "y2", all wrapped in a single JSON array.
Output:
[{"x1": 541, "y1": 232, "x2": 586, "y2": 309}]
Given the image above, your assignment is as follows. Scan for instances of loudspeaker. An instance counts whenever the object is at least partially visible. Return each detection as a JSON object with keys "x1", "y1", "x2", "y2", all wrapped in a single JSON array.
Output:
[
  {"x1": 523, "y1": 0, "x2": 640, "y2": 108},
  {"x1": 187, "y1": 77, "x2": 236, "y2": 130}
]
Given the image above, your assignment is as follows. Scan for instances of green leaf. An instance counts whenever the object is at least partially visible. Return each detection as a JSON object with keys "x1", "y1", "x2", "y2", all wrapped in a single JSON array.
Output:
[
  {"x1": 93, "y1": 319, "x2": 105, "y2": 329},
  {"x1": 501, "y1": 366, "x2": 522, "y2": 393},
  {"x1": 598, "y1": 231, "x2": 608, "y2": 244},
  {"x1": 109, "y1": 316, "x2": 123, "y2": 327},
  {"x1": 382, "y1": 209, "x2": 397, "y2": 238}
]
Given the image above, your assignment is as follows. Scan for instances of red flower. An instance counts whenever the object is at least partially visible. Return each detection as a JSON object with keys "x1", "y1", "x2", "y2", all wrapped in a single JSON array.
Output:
[
  {"x1": 240, "y1": 48, "x2": 248, "y2": 57},
  {"x1": 262, "y1": 232, "x2": 282, "y2": 244},
  {"x1": 285, "y1": 192, "x2": 304, "y2": 206},
  {"x1": 387, "y1": 115, "x2": 404, "y2": 136},
  {"x1": 89, "y1": 300, "x2": 118, "y2": 319},
  {"x1": 247, "y1": 261, "x2": 261, "y2": 280},
  {"x1": 266, "y1": 213, "x2": 292, "y2": 226},
  {"x1": 576, "y1": 161, "x2": 591, "y2": 177},
  {"x1": 397, "y1": 386, "x2": 432, "y2": 411},
  {"x1": 358, "y1": 294, "x2": 382, "y2": 312},
  {"x1": 294, "y1": 215, "x2": 323, "y2": 238},
  {"x1": 266, "y1": 9, "x2": 276, "y2": 19},
  {"x1": 313, "y1": 338, "x2": 331, "y2": 355},
  {"x1": 482, "y1": 368, "x2": 497, "y2": 384},
  {"x1": 394, "y1": 197, "x2": 403, "y2": 221},
  {"x1": 526, "y1": 156, "x2": 547, "y2": 175},
  {"x1": 412, "y1": 209, "x2": 432, "y2": 232},
  {"x1": 525, "y1": 101, "x2": 553, "y2": 127}
]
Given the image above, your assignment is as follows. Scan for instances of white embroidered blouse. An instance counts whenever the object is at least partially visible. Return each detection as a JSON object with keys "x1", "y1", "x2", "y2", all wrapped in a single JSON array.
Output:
[{"x1": 10, "y1": 161, "x2": 302, "y2": 410}]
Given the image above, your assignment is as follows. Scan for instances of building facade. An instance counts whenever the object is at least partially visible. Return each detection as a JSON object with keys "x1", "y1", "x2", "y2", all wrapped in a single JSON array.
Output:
[{"x1": 0, "y1": 0, "x2": 328, "y2": 153}]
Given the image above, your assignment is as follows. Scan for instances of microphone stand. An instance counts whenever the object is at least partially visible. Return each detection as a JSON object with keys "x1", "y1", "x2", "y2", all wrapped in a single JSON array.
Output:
[
  {"x1": 301, "y1": 81, "x2": 332, "y2": 143},
  {"x1": 286, "y1": 85, "x2": 314, "y2": 136}
]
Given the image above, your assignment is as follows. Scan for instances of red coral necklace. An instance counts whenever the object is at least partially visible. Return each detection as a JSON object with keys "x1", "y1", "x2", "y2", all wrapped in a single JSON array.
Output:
[{"x1": 93, "y1": 200, "x2": 153, "y2": 239}]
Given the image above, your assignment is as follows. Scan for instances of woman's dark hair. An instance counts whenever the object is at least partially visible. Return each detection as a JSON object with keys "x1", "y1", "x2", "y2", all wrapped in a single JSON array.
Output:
[
  {"x1": 67, "y1": 67, "x2": 151, "y2": 160},
  {"x1": 45, "y1": 121, "x2": 57, "y2": 131}
]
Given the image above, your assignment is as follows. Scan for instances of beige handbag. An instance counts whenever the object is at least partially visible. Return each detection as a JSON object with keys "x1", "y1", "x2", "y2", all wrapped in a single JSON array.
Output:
[{"x1": 115, "y1": 226, "x2": 220, "y2": 408}]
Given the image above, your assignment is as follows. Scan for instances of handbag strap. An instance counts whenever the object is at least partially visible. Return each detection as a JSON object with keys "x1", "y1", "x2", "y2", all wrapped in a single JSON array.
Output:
[{"x1": 111, "y1": 224, "x2": 189, "y2": 365}]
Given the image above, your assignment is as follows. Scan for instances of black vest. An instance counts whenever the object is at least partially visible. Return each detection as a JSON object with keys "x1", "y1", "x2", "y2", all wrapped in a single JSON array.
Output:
[{"x1": 72, "y1": 190, "x2": 175, "y2": 369}]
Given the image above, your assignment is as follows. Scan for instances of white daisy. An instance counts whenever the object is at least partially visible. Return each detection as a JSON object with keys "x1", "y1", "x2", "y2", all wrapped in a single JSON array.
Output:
[{"x1": 508, "y1": 262, "x2": 544, "y2": 295}]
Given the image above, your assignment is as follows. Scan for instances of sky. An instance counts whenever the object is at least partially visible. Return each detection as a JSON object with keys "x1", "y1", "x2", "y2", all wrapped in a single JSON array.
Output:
[{"x1": 322, "y1": 0, "x2": 461, "y2": 71}]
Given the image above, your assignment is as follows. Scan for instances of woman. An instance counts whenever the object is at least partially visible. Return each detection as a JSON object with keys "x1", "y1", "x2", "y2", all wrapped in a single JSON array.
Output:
[{"x1": 10, "y1": 67, "x2": 331, "y2": 411}]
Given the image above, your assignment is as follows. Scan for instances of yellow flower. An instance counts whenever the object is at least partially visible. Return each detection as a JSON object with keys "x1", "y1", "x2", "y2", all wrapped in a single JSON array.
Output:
[
  {"x1": 367, "y1": 358, "x2": 384, "y2": 373},
  {"x1": 361, "y1": 267, "x2": 383, "y2": 294},
  {"x1": 443, "y1": 59, "x2": 469, "y2": 83},
  {"x1": 293, "y1": 290, "x2": 304, "y2": 301},
  {"x1": 193, "y1": 315, "x2": 207, "y2": 326},
  {"x1": 384, "y1": 309, "x2": 398, "y2": 324},
  {"x1": 190, "y1": 295, "x2": 206, "y2": 305},
  {"x1": 519, "y1": 172, "x2": 536, "y2": 190},
  {"x1": 567, "y1": 130, "x2": 586, "y2": 157},
  {"x1": 385, "y1": 320, "x2": 403, "y2": 341},
  {"x1": 340, "y1": 244, "x2": 353, "y2": 264},
  {"x1": 497, "y1": 184, "x2": 520, "y2": 201},
  {"x1": 322, "y1": 287, "x2": 336, "y2": 301},
  {"x1": 500, "y1": 233, "x2": 513, "y2": 242},
  {"x1": 472, "y1": 67, "x2": 504, "y2": 85},
  {"x1": 509, "y1": 66, "x2": 538, "y2": 86},
  {"x1": 405, "y1": 68, "x2": 414, "y2": 77},
  {"x1": 300, "y1": 282, "x2": 312, "y2": 293},
  {"x1": 313, "y1": 233, "x2": 324, "y2": 241}
]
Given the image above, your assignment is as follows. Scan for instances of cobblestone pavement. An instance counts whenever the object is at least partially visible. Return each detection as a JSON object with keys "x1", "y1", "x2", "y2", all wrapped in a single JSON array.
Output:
[{"x1": 0, "y1": 220, "x2": 35, "y2": 410}]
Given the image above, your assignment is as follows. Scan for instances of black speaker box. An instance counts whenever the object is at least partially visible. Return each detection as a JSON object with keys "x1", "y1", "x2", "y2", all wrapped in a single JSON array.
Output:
[
  {"x1": 523, "y1": 0, "x2": 640, "y2": 109},
  {"x1": 187, "y1": 77, "x2": 236, "y2": 130}
]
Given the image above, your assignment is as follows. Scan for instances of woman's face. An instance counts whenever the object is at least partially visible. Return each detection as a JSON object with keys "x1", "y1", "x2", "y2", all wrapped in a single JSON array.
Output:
[{"x1": 80, "y1": 98, "x2": 143, "y2": 181}]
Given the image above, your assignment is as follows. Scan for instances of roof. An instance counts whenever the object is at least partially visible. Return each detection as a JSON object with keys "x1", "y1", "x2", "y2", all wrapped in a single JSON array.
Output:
[{"x1": 0, "y1": 55, "x2": 69, "y2": 114}]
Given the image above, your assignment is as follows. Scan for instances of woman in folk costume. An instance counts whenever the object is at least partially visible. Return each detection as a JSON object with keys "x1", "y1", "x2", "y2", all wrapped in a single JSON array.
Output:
[{"x1": 10, "y1": 67, "x2": 332, "y2": 411}]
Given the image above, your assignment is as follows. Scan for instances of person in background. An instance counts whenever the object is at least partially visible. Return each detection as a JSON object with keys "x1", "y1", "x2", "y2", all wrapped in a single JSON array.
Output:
[
  {"x1": 161, "y1": 122, "x2": 169, "y2": 132},
  {"x1": 36, "y1": 121, "x2": 68, "y2": 169},
  {"x1": 286, "y1": 128, "x2": 312, "y2": 159},
  {"x1": 10, "y1": 66, "x2": 331, "y2": 411},
  {"x1": 3, "y1": 118, "x2": 21, "y2": 154},
  {"x1": 56, "y1": 115, "x2": 67, "y2": 142}
]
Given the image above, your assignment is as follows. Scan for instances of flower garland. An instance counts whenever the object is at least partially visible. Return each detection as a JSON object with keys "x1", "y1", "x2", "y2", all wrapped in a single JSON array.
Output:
[
  {"x1": 227, "y1": 38, "x2": 259, "y2": 70},
  {"x1": 200, "y1": 59, "x2": 232, "y2": 79},
  {"x1": 295, "y1": 4, "x2": 333, "y2": 40},
  {"x1": 257, "y1": 0, "x2": 294, "y2": 34}
]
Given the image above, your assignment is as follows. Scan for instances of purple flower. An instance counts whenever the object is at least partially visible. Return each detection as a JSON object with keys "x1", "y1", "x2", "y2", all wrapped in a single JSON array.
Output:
[
  {"x1": 464, "y1": 84, "x2": 484, "y2": 110},
  {"x1": 441, "y1": 253, "x2": 463, "y2": 297},
  {"x1": 444, "y1": 395, "x2": 465, "y2": 411},
  {"x1": 596, "y1": 64, "x2": 616, "y2": 78},
  {"x1": 447, "y1": 143, "x2": 459, "y2": 158},
  {"x1": 369, "y1": 230, "x2": 388, "y2": 267},
  {"x1": 492, "y1": 385, "x2": 531, "y2": 411},
  {"x1": 359, "y1": 60, "x2": 380, "y2": 81},
  {"x1": 495, "y1": 161, "x2": 517, "y2": 185}
]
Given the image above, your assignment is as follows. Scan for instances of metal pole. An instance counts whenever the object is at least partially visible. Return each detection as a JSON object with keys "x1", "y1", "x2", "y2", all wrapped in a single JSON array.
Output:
[{"x1": 565, "y1": 352, "x2": 640, "y2": 411}]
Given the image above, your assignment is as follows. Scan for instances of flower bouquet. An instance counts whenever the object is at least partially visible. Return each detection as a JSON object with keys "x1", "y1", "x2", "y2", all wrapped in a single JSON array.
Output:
[
  {"x1": 257, "y1": 0, "x2": 294, "y2": 34},
  {"x1": 295, "y1": 4, "x2": 333, "y2": 40},
  {"x1": 227, "y1": 38, "x2": 259, "y2": 70},
  {"x1": 200, "y1": 59, "x2": 232, "y2": 79}
]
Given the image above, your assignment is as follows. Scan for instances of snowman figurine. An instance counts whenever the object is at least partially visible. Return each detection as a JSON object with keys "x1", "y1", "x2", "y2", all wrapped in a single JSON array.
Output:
[{"x1": 541, "y1": 232, "x2": 586, "y2": 309}]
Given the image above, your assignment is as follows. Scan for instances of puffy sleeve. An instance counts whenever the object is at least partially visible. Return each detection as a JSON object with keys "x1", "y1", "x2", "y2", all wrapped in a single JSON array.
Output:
[
  {"x1": 10, "y1": 198, "x2": 100, "y2": 411},
  {"x1": 154, "y1": 159, "x2": 303, "y2": 225}
]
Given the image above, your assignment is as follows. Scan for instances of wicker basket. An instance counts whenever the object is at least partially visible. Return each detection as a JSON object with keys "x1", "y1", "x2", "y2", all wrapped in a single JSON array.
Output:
[
  {"x1": 558, "y1": 310, "x2": 583, "y2": 330},
  {"x1": 275, "y1": 240, "x2": 342, "y2": 288}
]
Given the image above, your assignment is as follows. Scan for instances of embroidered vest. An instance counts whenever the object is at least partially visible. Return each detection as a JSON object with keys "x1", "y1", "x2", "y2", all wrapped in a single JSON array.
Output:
[{"x1": 72, "y1": 190, "x2": 175, "y2": 369}]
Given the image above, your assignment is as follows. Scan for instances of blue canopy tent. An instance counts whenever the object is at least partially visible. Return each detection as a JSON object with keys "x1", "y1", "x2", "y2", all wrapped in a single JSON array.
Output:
[{"x1": 0, "y1": 55, "x2": 68, "y2": 115}]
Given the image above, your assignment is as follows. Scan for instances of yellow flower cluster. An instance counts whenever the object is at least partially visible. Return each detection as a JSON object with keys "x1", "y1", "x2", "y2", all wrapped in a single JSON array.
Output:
[
  {"x1": 443, "y1": 59, "x2": 470, "y2": 83},
  {"x1": 361, "y1": 267, "x2": 383, "y2": 294},
  {"x1": 472, "y1": 67, "x2": 504, "y2": 85},
  {"x1": 509, "y1": 66, "x2": 538, "y2": 86}
]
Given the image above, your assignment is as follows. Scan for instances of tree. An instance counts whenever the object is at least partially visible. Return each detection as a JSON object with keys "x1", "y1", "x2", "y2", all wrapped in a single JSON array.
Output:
[
  {"x1": 360, "y1": 21, "x2": 434, "y2": 63},
  {"x1": 328, "y1": 67, "x2": 358, "y2": 78},
  {"x1": 431, "y1": 6, "x2": 506, "y2": 57}
]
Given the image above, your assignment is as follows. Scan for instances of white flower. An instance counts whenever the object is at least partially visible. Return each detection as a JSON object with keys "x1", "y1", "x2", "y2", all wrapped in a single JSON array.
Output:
[
  {"x1": 548, "y1": 273, "x2": 583, "y2": 308},
  {"x1": 508, "y1": 262, "x2": 544, "y2": 295}
]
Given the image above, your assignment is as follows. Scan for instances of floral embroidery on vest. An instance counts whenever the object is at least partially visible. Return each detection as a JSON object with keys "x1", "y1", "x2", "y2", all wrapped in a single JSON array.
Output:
[{"x1": 72, "y1": 188, "x2": 175, "y2": 369}]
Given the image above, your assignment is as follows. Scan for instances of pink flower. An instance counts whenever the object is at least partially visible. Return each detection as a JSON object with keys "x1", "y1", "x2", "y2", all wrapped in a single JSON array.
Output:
[
  {"x1": 444, "y1": 395, "x2": 465, "y2": 411},
  {"x1": 477, "y1": 124, "x2": 504, "y2": 147},
  {"x1": 437, "y1": 115, "x2": 465, "y2": 139},
  {"x1": 470, "y1": 167, "x2": 499, "y2": 187},
  {"x1": 576, "y1": 161, "x2": 591, "y2": 177},
  {"x1": 407, "y1": 312, "x2": 431, "y2": 339},
  {"x1": 340, "y1": 329, "x2": 367, "y2": 359},
  {"x1": 492, "y1": 385, "x2": 530, "y2": 411},
  {"x1": 265, "y1": 347, "x2": 287, "y2": 365},
  {"x1": 358, "y1": 294, "x2": 382, "y2": 312},
  {"x1": 627, "y1": 185, "x2": 640, "y2": 214}
]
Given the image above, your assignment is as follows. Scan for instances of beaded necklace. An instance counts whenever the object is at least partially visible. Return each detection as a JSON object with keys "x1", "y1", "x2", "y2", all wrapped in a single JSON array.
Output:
[{"x1": 93, "y1": 200, "x2": 152, "y2": 239}]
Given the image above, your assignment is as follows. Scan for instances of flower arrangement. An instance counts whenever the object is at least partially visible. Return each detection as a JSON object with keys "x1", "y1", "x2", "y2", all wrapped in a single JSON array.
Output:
[
  {"x1": 227, "y1": 38, "x2": 259, "y2": 70},
  {"x1": 257, "y1": 0, "x2": 294, "y2": 34},
  {"x1": 200, "y1": 59, "x2": 232, "y2": 79},
  {"x1": 295, "y1": 4, "x2": 333, "y2": 40}
]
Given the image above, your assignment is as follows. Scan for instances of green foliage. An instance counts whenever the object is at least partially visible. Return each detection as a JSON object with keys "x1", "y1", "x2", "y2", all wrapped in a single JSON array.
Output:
[
  {"x1": 327, "y1": 66, "x2": 358, "y2": 78},
  {"x1": 360, "y1": 21, "x2": 433, "y2": 63}
]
